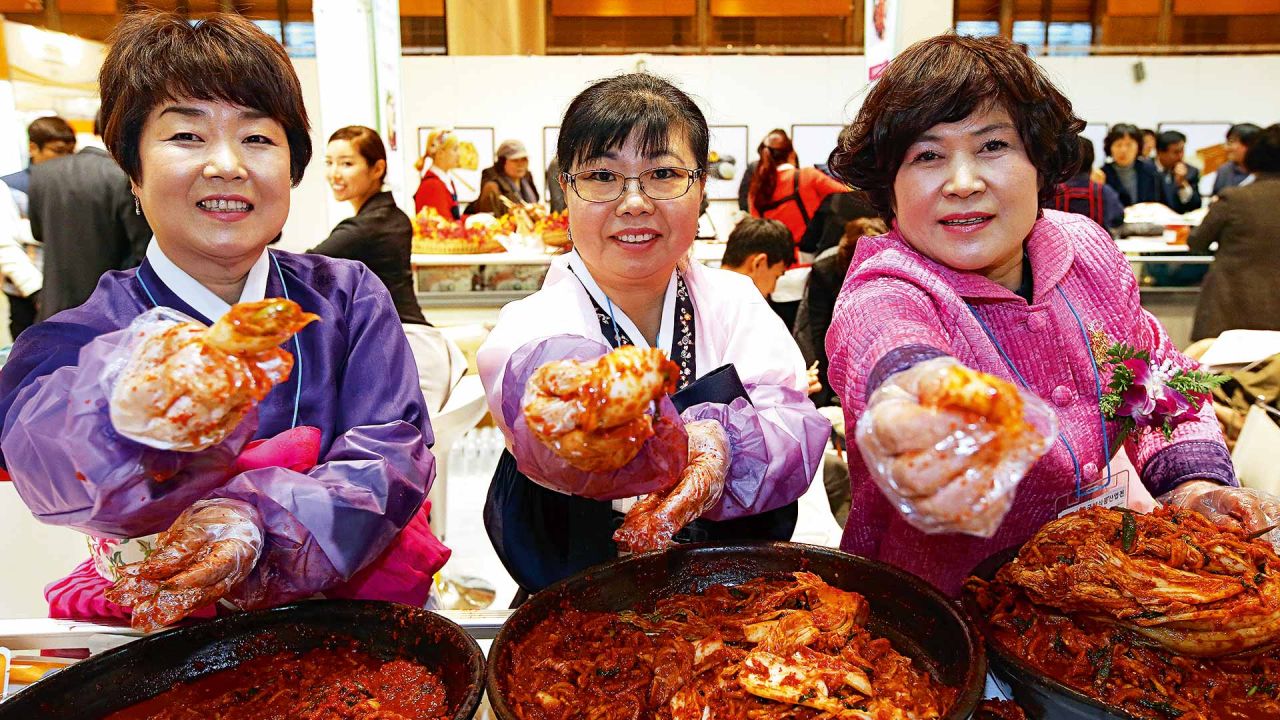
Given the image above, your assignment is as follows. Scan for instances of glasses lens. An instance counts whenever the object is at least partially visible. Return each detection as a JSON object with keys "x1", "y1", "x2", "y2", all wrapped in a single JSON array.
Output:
[
  {"x1": 574, "y1": 170, "x2": 624, "y2": 202},
  {"x1": 640, "y1": 167, "x2": 693, "y2": 200}
]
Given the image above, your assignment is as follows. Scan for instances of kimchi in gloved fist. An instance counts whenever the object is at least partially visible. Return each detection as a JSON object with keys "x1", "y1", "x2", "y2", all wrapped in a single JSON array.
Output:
[
  {"x1": 613, "y1": 418, "x2": 729, "y2": 553},
  {"x1": 856, "y1": 357, "x2": 1056, "y2": 537},
  {"x1": 109, "y1": 299, "x2": 318, "y2": 453},
  {"x1": 105, "y1": 499, "x2": 263, "y2": 632},
  {"x1": 522, "y1": 345, "x2": 680, "y2": 473}
]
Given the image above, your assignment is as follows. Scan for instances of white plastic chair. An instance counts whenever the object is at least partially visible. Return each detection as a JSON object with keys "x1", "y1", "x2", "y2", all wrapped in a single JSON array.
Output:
[{"x1": 425, "y1": 375, "x2": 489, "y2": 541}]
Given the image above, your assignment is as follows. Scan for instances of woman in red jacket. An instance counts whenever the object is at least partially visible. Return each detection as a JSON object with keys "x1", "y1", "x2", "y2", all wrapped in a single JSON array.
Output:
[
  {"x1": 747, "y1": 129, "x2": 847, "y2": 254},
  {"x1": 413, "y1": 127, "x2": 462, "y2": 219}
]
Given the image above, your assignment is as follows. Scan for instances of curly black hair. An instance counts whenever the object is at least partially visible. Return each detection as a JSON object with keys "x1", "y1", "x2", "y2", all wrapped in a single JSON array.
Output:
[{"x1": 829, "y1": 33, "x2": 1084, "y2": 222}]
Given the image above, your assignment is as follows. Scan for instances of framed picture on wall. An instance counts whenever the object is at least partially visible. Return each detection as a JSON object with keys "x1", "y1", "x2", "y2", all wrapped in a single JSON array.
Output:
[
  {"x1": 789, "y1": 124, "x2": 844, "y2": 171},
  {"x1": 542, "y1": 126, "x2": 560, "y2": 174},
  {"x1": 706, "y1": 125, "x2": 749, "y2": 201},
  {"x1": 417, "y1": 126, "x2": 495, "y2": 203}
]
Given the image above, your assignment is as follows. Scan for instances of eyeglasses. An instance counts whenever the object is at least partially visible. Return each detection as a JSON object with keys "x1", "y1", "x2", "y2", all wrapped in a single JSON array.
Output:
[{"x1": 561, "y1": 167, "x2": 704, "y2": 203}]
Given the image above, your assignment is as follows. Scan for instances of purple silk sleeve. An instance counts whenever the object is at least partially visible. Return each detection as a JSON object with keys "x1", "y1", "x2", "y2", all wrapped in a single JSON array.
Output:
[
  {"x1": 0, "y1": 325, "x2": 256, "y2": 538},
  {"x1": 500, "y1": 334, "x2": 689, "y2": 500},
  {"x1": 1, "y1": 317, "x2": 433, "y2": 611},
  {"x1": 680, "y1": 383, "x2": 829, "y2": 521},
  {"x1": 211, "y1": 419, "x2": 432, "y2": 609}
]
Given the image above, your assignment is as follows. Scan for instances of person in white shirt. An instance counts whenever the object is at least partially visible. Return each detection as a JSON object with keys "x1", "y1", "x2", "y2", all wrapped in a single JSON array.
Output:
[{"x1": 0, "y1": 180, "x2": 41, "y2": 341}]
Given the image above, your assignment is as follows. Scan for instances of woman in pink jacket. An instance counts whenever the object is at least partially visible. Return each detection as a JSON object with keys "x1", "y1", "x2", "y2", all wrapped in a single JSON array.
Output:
[{"x1": 825, "y1": 34, "x2": 1273, "y2": 596}]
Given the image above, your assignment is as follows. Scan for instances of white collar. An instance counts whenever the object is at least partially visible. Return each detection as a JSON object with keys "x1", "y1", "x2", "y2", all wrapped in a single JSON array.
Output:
[
  {"x1": 145, "y1": 239, "x2": 272, "y2": 323},
  {"x1": 565, "y1": 250, "x2": 677, "y2": 353},
  {"x1": 429, "y1": 165, "x2": 453, "y2": 185},
  {"x1": 777, "y1": 163, "x2": 796, "y2": 172}
]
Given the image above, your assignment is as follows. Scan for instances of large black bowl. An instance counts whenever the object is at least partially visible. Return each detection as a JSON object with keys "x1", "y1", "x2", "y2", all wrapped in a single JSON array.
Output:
[
  {"x1": 0, "y1": 599, "x2": 485, "y2": 719},
  {"x1": 963, "y1": 548, "x2": 1138, "y2": 720},
  {"x1": 486, "y1": 541, "x2": 985, "y2": 719}
]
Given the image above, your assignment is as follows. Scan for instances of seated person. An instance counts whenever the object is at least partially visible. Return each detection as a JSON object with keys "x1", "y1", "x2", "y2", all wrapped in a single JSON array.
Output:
[
  {"x1": 1051, "y1": 136, "x2": 1123, "y2": 231},
  {"x1": 719, "y1": 217, "x2": 793, "y2": 300},
  {"x1": 1154, "y1": 130, "x2": 1202, "y2": 213},
  {"x1": 1212, "y1": 123, "x2": 1262, "y2": 196},
  {"x1": 466, "y1": 139, "x2": 539, "y2": 217},
  {"x1": 1102, "y1": 124, "x2": 1161, "y2": 207}
]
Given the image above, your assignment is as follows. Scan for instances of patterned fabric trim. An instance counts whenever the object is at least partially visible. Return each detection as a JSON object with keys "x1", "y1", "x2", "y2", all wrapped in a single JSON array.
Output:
[
  {"x1": 1142, "y1": 439, "x2": 1238, "y2": 497},
  {"x1": 865, "y1": 344, "x2": 949, "y2": 401},
  {"x1": 576, "y1": 270, "x2": 697, "y2": 392}
]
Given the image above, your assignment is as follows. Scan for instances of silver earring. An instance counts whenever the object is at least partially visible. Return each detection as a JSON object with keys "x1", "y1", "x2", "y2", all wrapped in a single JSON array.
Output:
[{"x1": 133, "y1": 195, "x2": 141, "y2": 216}]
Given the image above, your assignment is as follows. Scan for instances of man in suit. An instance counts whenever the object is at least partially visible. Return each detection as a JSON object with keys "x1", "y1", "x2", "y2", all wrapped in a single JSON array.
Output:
[
  {"x1": 28, "y1": 113, "x2": 151, "y2": 322},
  {"x1": 1155, "y1": 130, "x2": 1202, "y2": 213},
  {"x1": 1, "y1": 116, "x2": 76, "y2": 338},
  {"x1": 1, "y1": 116, "x2": 76, "y2": 216}
]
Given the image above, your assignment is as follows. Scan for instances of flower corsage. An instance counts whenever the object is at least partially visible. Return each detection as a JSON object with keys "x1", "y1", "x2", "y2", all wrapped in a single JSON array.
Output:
[{"x1": 1095, "y1": 338, "x2": 1227, "y2": 441}]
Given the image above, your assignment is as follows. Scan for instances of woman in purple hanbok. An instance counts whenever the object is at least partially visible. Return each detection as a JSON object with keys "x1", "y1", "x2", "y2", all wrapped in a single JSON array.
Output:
[
  {"x1": 0, "y1": 12, "x2": 447, "y2": 628},
  {"x1": 477, "y1": 74, "x2": 830, "y2": 595}
]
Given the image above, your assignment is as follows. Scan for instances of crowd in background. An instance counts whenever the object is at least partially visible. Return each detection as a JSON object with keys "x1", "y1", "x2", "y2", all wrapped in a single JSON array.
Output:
[{"x1": 5, "y1": 113, "x2": 1279, "y2": 367}]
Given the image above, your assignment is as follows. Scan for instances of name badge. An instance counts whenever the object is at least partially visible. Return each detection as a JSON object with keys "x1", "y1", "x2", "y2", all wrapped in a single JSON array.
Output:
[{"x1": 1056, "y1": 470, "x2": 1131, "y2": 518}]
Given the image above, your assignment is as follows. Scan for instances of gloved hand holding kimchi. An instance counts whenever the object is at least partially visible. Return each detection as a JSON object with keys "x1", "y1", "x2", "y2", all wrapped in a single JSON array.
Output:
[
  {"x1": 520, "y1": 345, "x2": 690, "y2": 499},
  {"x1": 855, "y1": 357, "x2": 1056, "y2": 537},
  {"x1": 523, "y1": 346, "x2": 732, "y2": 550},
  {"x1": 1161, "y1": 481, "x2": 1280, "y2": 550},
  {"x1": 109, "y1": 299, "x2": 318, "y2": 452},
  {"x1": 105, "y1": 499, "x2": 263, "y2": 632}
]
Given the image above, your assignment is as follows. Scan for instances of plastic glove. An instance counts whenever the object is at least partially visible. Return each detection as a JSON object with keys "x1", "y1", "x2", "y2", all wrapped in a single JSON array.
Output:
[
  {"x1": 855, "y1": 357, "x2": 1056, "y2": 537},
  {"x1": 107, "y1": 300, "x2": 317, "y2": 453},
  {"x1": 522, "y1": 345, "x2": 680, "y2": 473},
  {"x1": 104, "y1": 499, "x2": 263, "y2": 631},
  {"x1": 1161, "y1": 481, "x2": 1280, "y2": 549},
  {"x1": 613, "y1": 419, "x2": 729, "y2": 553}
]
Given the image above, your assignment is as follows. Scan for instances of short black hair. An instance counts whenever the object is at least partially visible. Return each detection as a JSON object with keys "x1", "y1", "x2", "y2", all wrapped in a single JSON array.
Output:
[
  {"x1": 1104, "y1": 123, "x2": 1142, "y2": 158},
  {"x1": 722, "y1": 217, "x2": 793, "y2": 269},
  {"x1": 829, "y1": 33, "x2": 1083, "y2": 221},
  {"x1": 28, "y1": 116, "x2": 75, "y2": 149},
  {"x1": 1075, "y1": 135, "x2": 1095, "y2": 175},
  {"x1": 1244, "y1": 124, "x2": 1280, "y2": 174},
  {"x1": 1228, "y1": 123, "x2": 1262, "y2": 145},
  {"x1": 1156, "y1": 130, "x2": 1186, "y2": 153},
  {"x1": 557, "y1": 73, "x2": 709, "y2": 174},
  {"x1": 1142, "y1": 128, "x2": 1157, "y2": 140},
  {"x1": 100, "y1": 11, "x2": 312, "y2": 186}
]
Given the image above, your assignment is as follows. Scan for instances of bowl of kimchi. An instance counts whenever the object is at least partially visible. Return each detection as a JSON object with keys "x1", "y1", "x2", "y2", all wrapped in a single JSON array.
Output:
[
  {"x1": 963, "y1": 506, "x2": 1280, "y2": 720},
  {"x1": 485, "y1": 541, "x2": 986, "y2": 719},
  {"x1": 0, "y1": 599, "x2": 486, "y2": 720}
]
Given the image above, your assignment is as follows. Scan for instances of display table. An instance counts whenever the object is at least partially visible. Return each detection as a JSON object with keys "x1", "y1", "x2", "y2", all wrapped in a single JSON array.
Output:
[{"x1": 413, "y1": 240, "x2": 727, "y2": 309}]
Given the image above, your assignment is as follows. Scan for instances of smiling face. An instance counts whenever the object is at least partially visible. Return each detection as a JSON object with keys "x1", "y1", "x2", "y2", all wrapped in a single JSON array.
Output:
[
  {"x1": 132, "y1": 98, "x2": 291, "y2": 276},
  {"x1": 891, "y1": 105, "x2": 1039, "y2": 288},
  {"x1": 560, "y1": 129, "x2": 705, "y2": 292},
  {"x1": 325, "y1": 138, "x2": 384, "y2": 207}
]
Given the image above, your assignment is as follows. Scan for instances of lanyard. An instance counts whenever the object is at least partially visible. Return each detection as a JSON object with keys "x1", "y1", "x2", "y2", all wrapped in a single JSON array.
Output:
[
  {"x1": 136, "y1": 252, "x2": 304, "y2": 429},
  {"x1": 963, "y1": 285, "x2": 1111, "y2": 498}
]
